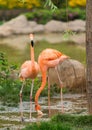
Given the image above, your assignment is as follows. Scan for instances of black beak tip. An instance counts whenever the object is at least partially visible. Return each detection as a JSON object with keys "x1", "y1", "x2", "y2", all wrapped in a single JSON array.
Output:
[{"x1": 31, "y1": 40, "x2": 34, "y2": 47}]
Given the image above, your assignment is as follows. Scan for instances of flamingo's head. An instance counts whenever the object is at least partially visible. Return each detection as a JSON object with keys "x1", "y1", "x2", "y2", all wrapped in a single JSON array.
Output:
[
  {"x1": 35, "y1": 104, "x2": 43, "y2": 116},
  {"x1": 29, "y1": 33, "x2": 34, "y2": 47}
]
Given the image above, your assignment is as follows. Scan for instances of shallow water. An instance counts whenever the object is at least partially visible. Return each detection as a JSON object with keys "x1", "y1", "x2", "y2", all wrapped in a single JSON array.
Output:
[{"x1": 0, "y1": 93, "x2": 88, "y2": 130}]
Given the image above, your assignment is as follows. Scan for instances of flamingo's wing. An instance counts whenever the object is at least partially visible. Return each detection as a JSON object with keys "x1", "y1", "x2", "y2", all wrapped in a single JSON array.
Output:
[
  {"x1": 38, "y1": 49, "x2": 63, "y2": 68},
  {"x1": 39, "y1": 49, "x2": 62, "y2": 60},
  {"x1": 21, "y1": 61, "x2": 31, "y2": 69}
]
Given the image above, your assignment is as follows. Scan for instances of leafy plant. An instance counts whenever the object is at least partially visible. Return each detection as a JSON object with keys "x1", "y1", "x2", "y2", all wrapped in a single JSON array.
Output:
[
  {"x1": 0, "y1": 52, "x2": 20, "y2": 105},
  {"x1": 22, "y1": 114, "x2": 92, "y2": 130},
  {"x1": 44, "y1": 0, "x2": 57, "y2": 11},
  {"x1": 51, "y1": 114, "x2": 92, "y2": 127},
  {"x1": 25, "y1": 8, "x2": 86, "y2": 24},
  {"x1": 22, "y1": 121, "x2": 71, "y2": 130}
]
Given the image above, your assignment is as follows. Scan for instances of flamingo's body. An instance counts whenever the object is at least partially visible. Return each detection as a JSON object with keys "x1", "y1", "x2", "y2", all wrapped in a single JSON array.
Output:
[
  {"x1": 19, "y1": 34, "x2": 39, "y2": 121},
  {"x1": 19, "y1": 60, "x2": 39, "y2": 80},
  {"x1": 35, "y1": 48, "x2": 69, "y2": 116}
]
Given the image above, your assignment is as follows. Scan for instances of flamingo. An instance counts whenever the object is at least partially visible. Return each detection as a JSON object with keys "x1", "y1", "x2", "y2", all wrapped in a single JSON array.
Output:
[
  {"x1": 35, "y1": 48, "x2": 69, "y2": 116},
  {"x1": 19, "y1": 34, "x2": 39, "y2": 121}
]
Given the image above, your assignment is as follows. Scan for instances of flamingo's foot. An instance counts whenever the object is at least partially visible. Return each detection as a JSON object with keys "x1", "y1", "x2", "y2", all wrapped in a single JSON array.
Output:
[
  {"x1": 29, "y1": 118, "x2": 32, "y2": 122},
  {"x1": 61, "y1": 107, "x2": 65, "y2": 114},
  {"x1": 37, "y1": 110, "x2": 43, "y2": 118},
  {"x1": 21, "y1": 117, "x2": 25, "y2": 122}
]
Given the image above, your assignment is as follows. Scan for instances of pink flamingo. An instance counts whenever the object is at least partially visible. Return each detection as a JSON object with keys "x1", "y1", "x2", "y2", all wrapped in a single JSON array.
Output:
[
  {"x1": 35, "y1": 48, "x2": 69, "y2": 116},
  {"x1": 19, "y1": 34, "x2": 39, "y2": 121}
]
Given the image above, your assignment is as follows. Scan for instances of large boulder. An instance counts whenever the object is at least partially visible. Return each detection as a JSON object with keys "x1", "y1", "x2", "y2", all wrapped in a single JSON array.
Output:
[{"x1": 48, "y1": 59, "x2": 86, "y2": 91}]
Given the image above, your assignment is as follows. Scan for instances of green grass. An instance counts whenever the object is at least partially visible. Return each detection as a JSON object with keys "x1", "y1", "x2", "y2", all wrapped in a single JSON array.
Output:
[
  {"x1": 0, "y1": 44, "x2": 23, "y2": 65},
  {"x1": 22, "y1": 114, "x2": 92, "y2": 130},
  {"x1": 23, "y1": 121, "x2": 71, "y2": 130}
]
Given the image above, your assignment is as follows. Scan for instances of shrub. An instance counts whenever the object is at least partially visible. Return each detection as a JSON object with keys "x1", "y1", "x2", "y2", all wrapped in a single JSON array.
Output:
[
  {"x1": 22, "y1": 114, "x2": 92, "y2": 130},
  {"x1": 22, "y1": 121, "x2": 71, "y2": 130},
  {"x1": 51, "y1": 114, "x2": 92, "y2": 127},
  {"x1": 25, "y1": 8, "x2": 86, "y2": 24}
]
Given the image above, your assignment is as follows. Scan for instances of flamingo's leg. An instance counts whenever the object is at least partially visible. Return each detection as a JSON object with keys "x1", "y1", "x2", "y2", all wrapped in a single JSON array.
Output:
[
  {"x1": 30, "y1": 79, "x2": 34, "y2": 120},
  {"x1": 55, "y1": 66, "x2": 64, "y2": 113},
  {"x1": 48, "y1": 69, "x2": 51, "y2": 117},
  {"x1": 19, "y1": 80, "x2": 25, "y2": 122}
]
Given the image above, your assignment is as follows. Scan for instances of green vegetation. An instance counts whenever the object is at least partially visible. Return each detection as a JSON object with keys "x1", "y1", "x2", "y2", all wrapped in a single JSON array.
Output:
[
  {"x1": 22, "y1": 114, "x2": 92, "y2": 130},
  {"x1": 23, "y1": 121, "x2": 71, "y2": 130},
  {"x1": 0, "y1": 51, "x2": 47, "y2": 105},
  {"x1": 0, "y1": 8, "x2": 85, "y2": 25},
  {"x1": 25, "y1": 8, "x2": 86, "y2": 24}
]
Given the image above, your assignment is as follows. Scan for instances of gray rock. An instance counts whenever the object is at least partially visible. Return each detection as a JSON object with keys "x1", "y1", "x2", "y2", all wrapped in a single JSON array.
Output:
[
  {"x1": 5, "y1": 15, "x2": 29, "y2": 28},
  {"x1": 48, "y1": 59, "x2": 86, "y2": 91},
  {"x1": 45, "y1": 20, "x2": 66, "y2": 33},
  {"x1": 0, "y1": 15, "x2": 86, "y2": 37},
  {"x1": 33, "y1": 24, "x2": 44, "y2": 33},
  {"x1": 0, "y1": 26, "x2": 13, "y2": 37},
  {"x1": 29, "y1": 21, "x2": 37, "y2": 28},
  {"x1": 6, "y1": 15, "x2": 33, "y2": 34},
  {"x1": 68, "y1": 20, "x2": 85, "y2": 32},
  {"x1": 0, "y1": 15, "x2": 36, "y2": 36}
]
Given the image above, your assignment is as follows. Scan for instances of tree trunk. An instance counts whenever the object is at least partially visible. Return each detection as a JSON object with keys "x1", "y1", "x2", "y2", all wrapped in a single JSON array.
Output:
[{"x1": 86, "y1": 0, "x2": 92, "y2": 114}]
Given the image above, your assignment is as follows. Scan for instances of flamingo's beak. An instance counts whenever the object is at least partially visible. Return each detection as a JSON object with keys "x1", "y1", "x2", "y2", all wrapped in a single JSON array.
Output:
[{"x1": 29, "y1": 34, "x2": 34, "y2": 47}]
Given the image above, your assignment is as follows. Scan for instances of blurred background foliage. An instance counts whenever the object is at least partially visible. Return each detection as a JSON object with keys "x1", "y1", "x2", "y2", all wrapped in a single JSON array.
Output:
[
  {"x1": 25, "y1": 8, "x2": 86, "y2": 24},
  {"x1": 0, "y1": 0, "x2": 40, "y2": 9},
  {"x1": 69, "y1": 0, "x2": 86, "y2": 7},
  {"x1": 0, "y1": 0, "x2": 86, "y2": 23},
  {"x1": 0, "y1": 0, "x2": 86, "y2": 9}
]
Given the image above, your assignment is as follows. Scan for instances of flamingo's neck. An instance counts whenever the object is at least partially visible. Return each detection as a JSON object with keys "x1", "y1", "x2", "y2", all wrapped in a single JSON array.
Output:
[
  {"x1": 30, "y1": 45, "x2": 35, "y2": 63},
  {"x1": 35, "y1": 70, "x2": 47, "y2": 110}
]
